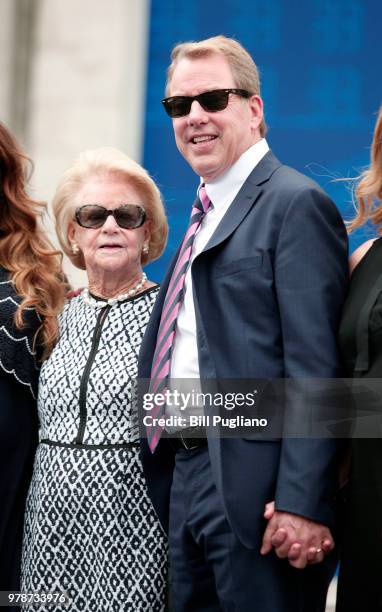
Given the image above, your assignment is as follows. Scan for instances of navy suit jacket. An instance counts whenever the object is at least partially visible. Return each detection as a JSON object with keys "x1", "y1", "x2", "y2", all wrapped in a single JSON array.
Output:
[{"x1": 138, "y1": 151, "x2": 348, "y2": 549}]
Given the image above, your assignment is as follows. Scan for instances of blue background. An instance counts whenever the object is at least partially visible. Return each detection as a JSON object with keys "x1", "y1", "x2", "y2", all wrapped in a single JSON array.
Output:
[{"x1": 143, "y1": 0, "x2": 382, "y2": 281}]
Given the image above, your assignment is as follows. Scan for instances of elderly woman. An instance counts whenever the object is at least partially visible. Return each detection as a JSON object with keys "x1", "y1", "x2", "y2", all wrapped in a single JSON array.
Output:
[
  {"x1": 21, "y1": 148, "x2": 168, "y2": 611},
  {"x1": 0, "y1": 122, "x2": 65, "y2": 595}
]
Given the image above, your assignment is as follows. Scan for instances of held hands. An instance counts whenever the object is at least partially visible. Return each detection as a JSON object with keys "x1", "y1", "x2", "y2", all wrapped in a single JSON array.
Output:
[{"x1": 260, "y1": 501, "x2": 334, "y2": 569}]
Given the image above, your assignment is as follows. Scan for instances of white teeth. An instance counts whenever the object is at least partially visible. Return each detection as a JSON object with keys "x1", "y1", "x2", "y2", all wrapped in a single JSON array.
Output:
[{"x1": 192, "y1": 135, "x2": 216, "y2": 144}]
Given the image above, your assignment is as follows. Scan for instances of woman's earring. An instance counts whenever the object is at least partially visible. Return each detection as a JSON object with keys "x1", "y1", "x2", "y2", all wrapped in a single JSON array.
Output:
[
  {"x1": 142, "y1": 243, "x2": 149, "y2": 255},
  {"x1": 71, "y1": 242, "x2": 79, "y2": 255}
]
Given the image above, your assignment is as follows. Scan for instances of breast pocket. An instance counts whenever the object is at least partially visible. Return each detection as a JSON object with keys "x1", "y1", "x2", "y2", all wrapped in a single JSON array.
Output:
[{"x1": 213, "y1": 255, "x2": 263, "y2": 278}]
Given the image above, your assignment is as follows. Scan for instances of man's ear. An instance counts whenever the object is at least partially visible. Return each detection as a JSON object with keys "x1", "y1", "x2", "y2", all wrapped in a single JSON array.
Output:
[{"x1": 249, "y1": 94, "x2": 264, "y2": 132}]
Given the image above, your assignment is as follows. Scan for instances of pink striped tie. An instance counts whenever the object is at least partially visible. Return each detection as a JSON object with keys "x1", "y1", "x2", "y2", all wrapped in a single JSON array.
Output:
[{"x1": 147, "y1": 185, "x2": 211, "y2": 452}]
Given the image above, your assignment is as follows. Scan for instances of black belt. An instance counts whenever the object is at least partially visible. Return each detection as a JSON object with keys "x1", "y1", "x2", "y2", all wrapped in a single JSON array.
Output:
[{"x1": 167, "y1": 427, "x2": 207, "y2": 451}]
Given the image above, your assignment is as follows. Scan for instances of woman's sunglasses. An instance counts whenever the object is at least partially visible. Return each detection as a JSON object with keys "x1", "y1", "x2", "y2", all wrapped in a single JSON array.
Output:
[
  {"x1": 161, "y1": 88, "x2": 252, "y2": 118},
  {"x1": 75, "y1": 204, "x2": 146, "y2": 229}
]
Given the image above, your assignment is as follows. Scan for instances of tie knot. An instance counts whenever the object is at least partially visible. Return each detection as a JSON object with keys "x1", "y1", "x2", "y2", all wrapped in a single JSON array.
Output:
[{"x1": 198, "y1": 184, "x2": 212, "y2": 214}]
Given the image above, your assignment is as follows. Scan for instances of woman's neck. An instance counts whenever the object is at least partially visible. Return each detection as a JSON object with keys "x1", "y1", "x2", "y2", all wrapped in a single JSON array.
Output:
[{"x1": 87, "y1": 270, "x2": 146, "y2": 299}]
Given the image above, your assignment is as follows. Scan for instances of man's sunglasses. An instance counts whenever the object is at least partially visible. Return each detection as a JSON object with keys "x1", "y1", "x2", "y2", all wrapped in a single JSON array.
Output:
[
  {"x1": 75, "y1": 204, "x2": 146, "y2": 229},
  {"x1": 162, "y1": 88, "x2": 252, "y2": 118}
]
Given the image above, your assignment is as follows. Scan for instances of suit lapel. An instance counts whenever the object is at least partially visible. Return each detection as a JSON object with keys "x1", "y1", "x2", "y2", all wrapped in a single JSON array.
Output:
[{"x1": 202, "y1": 150, "x2": 281, "y2": 253}]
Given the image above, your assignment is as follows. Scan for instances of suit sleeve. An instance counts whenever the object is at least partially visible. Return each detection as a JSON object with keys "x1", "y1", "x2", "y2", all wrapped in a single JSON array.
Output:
[{"x1": 273, "y1": 185, "x2": 348, "y2": 528}]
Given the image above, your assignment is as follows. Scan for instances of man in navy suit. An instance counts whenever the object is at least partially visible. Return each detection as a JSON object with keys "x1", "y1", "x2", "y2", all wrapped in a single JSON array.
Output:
[{"x1": 139, "y1": 35, "x2": 348, "y2": 611}]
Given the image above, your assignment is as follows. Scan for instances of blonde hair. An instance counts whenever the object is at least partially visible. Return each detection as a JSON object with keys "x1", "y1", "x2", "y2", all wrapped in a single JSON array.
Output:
[
  {"x1": 166, "y1": 35, "x2": 267, "y2": 137},
  {"x1": 52, "y1": 147, "x2": 168, "y2": 270},
  {"x1": 348, "y1": 106, "x2": 382, "y2": 233},
  {"x1": 0, "y1": 121, "x2": 67, "y2": 358}
]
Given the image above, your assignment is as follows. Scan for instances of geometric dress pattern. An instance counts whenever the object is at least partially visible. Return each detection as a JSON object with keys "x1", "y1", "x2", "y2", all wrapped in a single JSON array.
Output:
[{"x1": 21, "y1": 286, "x2": 167, "y2": 611}]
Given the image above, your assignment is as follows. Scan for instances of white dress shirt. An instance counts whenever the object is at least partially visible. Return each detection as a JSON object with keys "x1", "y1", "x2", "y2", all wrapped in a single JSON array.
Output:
[{"x1": 169, "y1": 138, "x2": 270, "y2": 381}]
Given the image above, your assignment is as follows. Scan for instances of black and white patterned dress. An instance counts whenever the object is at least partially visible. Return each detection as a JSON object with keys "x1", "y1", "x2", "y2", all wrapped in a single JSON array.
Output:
[{"x1": 21, "y1": 286, "x2": 167, "y2": 612}]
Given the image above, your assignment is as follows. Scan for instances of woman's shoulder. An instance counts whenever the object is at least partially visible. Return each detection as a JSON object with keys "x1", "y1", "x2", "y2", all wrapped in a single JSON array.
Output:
[
  {"x1": 0, "y1": 265, "x2": 10, "y2": 280},
  {"x1": 135, "y1": 283, "x2": 160, "y2": 299},
  {"x1": 0, "y1": 267, "x2": 40, "y2": 328},
  {"x1": 349, "y1": 238, "x2": 380, "y2": 276},
  {"x1": 0, "y1": 267, "x2": 13, "y2": 296},
  {"x1": 118, "y1": 284, "x2": 160, "y2": 317},
  {"x1": 141, "y1": 284, "x2": 160, "y2": 303},
  {"x1": 0, "y1": 268, "x2": 40, "y2": 397},
  {"x1": 59, "y1": 294, "x2": 82, "y2": 322}
]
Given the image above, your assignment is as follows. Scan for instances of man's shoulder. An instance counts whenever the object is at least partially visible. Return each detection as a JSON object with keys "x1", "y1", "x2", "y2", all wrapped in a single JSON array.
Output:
[
  {"x1": 269, "y1": 161, "x2": 325, "y2": 196},
  {"x1": 246, "y1": 151, "x2": 328, "y2": 202},
  {"x1": 253, "y1": 156, "x2": 338, "y2": 220},
  {"x1": 242, "y1": 155, "x2": 343, "y2": 231}
]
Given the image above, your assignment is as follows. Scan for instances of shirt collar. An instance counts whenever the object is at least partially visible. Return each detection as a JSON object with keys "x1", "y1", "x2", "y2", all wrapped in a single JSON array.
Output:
[{"x1": 200, "y1": 138, "x2": 269, "y2": 209}]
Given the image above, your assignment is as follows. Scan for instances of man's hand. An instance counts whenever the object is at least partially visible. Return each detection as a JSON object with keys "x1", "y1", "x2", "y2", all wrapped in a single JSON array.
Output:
[{"x1": 260, "y1": 501, "x2": 334, "y2": 569}]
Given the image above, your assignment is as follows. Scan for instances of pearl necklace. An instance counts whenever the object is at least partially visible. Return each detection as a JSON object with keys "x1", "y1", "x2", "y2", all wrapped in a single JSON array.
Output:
[{"x1": 82, "y1": 273, "x2": 147, "y2": 309}]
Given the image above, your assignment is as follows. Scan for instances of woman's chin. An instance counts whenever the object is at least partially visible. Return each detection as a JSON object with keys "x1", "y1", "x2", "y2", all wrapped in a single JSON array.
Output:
[{"x1": 91, "y1": 258, "x2": 130, "y2": 276}]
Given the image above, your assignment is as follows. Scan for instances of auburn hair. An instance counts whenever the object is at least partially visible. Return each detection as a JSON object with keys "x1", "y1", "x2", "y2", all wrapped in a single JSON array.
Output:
[
  {"x1": 0, "y1": 121, "x2": 67, "y2": 358},
  {"x1": 348, "y1": 106, "x2": 382, "y2": 232}
]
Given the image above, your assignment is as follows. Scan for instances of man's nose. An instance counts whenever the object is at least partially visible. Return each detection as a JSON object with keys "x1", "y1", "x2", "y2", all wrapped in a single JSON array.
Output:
[{"x1": 187, "y1": 100, "x2": 209, "y2": 124}]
